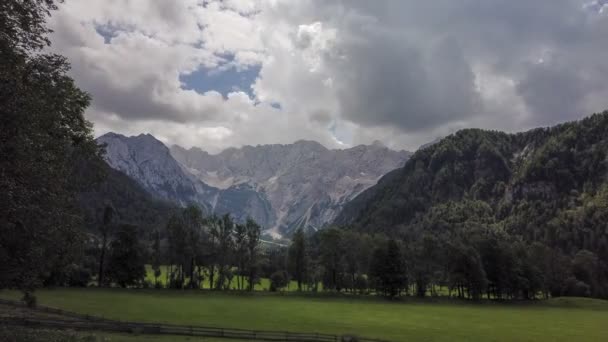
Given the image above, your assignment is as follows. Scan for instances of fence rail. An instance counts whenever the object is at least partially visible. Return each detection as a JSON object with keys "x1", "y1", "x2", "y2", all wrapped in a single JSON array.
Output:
[{"x1": 0, "y1": 299, "x2": 388, "y2": 342}]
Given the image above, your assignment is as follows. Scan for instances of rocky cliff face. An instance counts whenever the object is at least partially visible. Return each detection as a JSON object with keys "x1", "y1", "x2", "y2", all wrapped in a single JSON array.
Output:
[
  {"x1": 98, "y1": 132, "x2": 410, "y2": 237},
  {"x1": 171, "y1": 140, "x2": 410, "y2": 236},
  {"x1": 97, "y1": 133, "x2": 213, "y2": 209}
]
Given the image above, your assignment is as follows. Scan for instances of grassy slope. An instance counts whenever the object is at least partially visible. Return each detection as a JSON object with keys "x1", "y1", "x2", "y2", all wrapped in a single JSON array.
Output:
[{"x1": 2, "y1": 289, "x2": 607, "y2": 342}]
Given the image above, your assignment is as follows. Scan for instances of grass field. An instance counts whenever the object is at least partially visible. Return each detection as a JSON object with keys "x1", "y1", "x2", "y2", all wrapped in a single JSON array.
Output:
[{"x1": 2, "y1": 288, "x2": 608, "y2": 342}]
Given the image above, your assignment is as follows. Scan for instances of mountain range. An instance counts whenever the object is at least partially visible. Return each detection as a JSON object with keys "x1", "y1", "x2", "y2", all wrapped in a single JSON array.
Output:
[{"x1": 97, "y1": 133, "x2": 410, "y2": 237}]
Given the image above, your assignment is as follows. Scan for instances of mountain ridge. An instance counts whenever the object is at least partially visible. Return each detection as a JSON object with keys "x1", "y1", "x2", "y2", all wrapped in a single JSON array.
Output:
[{"x1": 97, "y1": 132, "x2": 411, "y2": 236}]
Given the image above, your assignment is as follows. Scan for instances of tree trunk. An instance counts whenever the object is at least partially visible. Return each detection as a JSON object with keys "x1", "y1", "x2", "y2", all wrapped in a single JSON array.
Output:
[
  {"x1": 97, "y1": 233, "x2": 107, "y2": 287},
  {"x1": 180, "y1": 264, "x2": 185, "y2": 289},
  {"x1": 190, "y1": 257, "x2": 195, "y2": 289},
  {"x1": 167, "y1": 264, "x2": 172, "y2": 287},
  {"x1": 248, "y1": 265, "x2": 254, "y2": 291},
  {"x1": 209, "y1": 265, "x2": 215, "y2": 290}
]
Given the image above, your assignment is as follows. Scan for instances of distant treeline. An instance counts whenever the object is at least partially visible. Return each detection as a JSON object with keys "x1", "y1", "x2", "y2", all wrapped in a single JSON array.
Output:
[{"x1": 45, "y1": 202, "x2": 606, "y2": 301}]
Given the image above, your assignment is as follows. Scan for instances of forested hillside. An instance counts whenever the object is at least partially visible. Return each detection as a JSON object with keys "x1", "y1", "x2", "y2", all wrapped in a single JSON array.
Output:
[
  {"x1": 75, "y1": 156, "x2": 177, "y2": 232},
  {"x1": 334, "y1": 111, "x2": 608, "y2": 298}
]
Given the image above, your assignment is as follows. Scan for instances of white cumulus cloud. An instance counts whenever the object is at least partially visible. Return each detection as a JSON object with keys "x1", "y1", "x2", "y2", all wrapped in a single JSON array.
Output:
[{"x1": 48, "y1": 0, "x2": 608, "y2": 152}]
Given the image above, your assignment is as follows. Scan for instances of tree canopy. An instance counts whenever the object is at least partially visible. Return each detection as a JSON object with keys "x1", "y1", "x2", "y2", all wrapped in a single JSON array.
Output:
[
  {"x1": 0, "y1": 0, "x2": 101, "y2": 293},
  {"x1": 335, "y1": 112, "x2": 608, "y2": 299}
]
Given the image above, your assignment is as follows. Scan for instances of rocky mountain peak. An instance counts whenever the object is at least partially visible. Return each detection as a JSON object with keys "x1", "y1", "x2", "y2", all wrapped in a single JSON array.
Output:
[
  {"x1": 99, "y1": 133, "x2": 411, "y2": 237},
  {"x1": 96, "y1": 133, "x2": 202, "y2": 207},
  {"x1": 170, "y1": 140, "x2": 411, "y2": 236}
]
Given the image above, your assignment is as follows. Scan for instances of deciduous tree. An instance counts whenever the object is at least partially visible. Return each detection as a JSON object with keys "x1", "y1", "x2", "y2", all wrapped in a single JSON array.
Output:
[
  {"x1": 107, "y1": 224, "x2": 146, "y2": 288},
  {"x1": 288, "y1": 228, "x2": 308, "y2": 291},
  {"x1": 0, "y1": 0, "x2": 101, "y2": 299}
]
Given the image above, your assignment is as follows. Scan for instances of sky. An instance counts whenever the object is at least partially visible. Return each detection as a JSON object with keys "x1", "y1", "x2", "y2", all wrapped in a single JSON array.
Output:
[{"x1": 48, "y1": 0, "x2": 608, "y2": 153}]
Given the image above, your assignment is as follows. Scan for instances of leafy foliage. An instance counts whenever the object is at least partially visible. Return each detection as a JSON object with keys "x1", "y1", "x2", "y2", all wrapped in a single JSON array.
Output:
[
  {"x1": 336, "y1": 112, "x2": 608, "y2": 299},
  {"x1": 106, "y1": 224, "x2": 146, "y2": 288},
  {"x1": 0, "y1": 0, "x2": 100, "y2": 292},
  {"x1": 287, "y1": 228, "x2": 308, "y2": 291}
]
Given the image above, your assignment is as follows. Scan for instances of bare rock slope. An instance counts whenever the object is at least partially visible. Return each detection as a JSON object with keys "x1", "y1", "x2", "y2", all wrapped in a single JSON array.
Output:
[{"x1": 98, "y1": 132, "x2": 410, "y2": 236}]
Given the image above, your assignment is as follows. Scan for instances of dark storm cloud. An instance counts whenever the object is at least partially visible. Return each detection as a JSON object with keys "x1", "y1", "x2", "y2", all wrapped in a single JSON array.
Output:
[
  {"x1": 330, "y1": 31, "x2": 479, "y2": 132},
  {"x1": 517, "y1": 62, "x2": 592, "y2": 126},
  {"x1": 324, "y1": 0, "x2": 608, "y2": 132}
]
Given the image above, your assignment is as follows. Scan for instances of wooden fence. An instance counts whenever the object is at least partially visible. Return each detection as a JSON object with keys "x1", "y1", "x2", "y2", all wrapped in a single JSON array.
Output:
[{"x1": 0, "y1": 299, "x2": 388, "y2": 342}]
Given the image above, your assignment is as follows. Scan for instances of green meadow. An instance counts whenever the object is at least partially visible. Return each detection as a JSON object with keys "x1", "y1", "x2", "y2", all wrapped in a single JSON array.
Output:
[{"x1": 2, "y1": 288, "x2": 607, "y2": 342}]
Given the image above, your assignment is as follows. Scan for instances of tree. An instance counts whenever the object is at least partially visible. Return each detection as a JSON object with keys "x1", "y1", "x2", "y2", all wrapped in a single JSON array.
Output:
[
  {"x1": 354, "y1": 274, "x2": 369, "y2": 294},
  {"x1": 341, "y1": 231, "x2": 363, "y2": 293},
  {"x1": 107, "y1": 224, "x2": 146, "y2": 288},
  {"x1": 318, "y1": 228, "x2": 344, "y2": 291},
  {"x1": 1, "y1": 0, "x2": 101, "y2": 298},
  {"x1": 204, "y1": 215, "x2": 220, "y2": 289},
  {"x1": 64, "y1": 239, "x2": 97, "y2": 288},
  {"x1": 447, "y1": 242, "x2": 487, "y2": 300},
  {"x1": 370, "y1": 245, "x2": 388, "y2": 296},
  {"x1": 163, "y1": 206, "x2": 205, "y2": 289},
  {"x1": 306, "y1": 259, "x2": 322, "y2": 292},
  {"x1": 288, "y1": 228, "x2": 308, "y2": 291},
  {"x1": 262, "y1": 247, "x2": 288, "y2": 284},
  {"x1": 245, "y1": 218, "x2": 261, "y2": 291},
  {"x1": 0, "y1": 0, "x2": 60, "y2": 52},
  {"x1": 383, "y1": 240, "x2": 407, "y2": 298},
  {"x1": 571, "y1": 250, "x2": 604, "y2": 297},
  {"x1": 151, "y1": 229, "x2": 162, "y2": 288},
  {"x1": 411, "y1": 234, "x2": 442, "y2": 297},
  {"x1": 527, "y1": 242, "x2": 552, "y2": 299},
  {"x1": 234, "y1": 222, "x2": 247, "y2": 290},
  {"x1": 182, "y1": 205, "x2": 203, "y2": 289},
  {"x1": 270, "y1": 270, "x2": 289, "y2": 292},
  {"x1": 370, "y1": 240, "x2": 408, "y2": 298},
  {"x1": 166, "y1": 213, "x2": 186, "y2": 288},
  {"x1": 215, "y1": 214, "x2": 234, "y2": 290},
  {"x1": 97, "y1": 205, "x2": 115, "y2": 287},
  {"x1": 477, "y1": 232, "x2": 511, "y2": 299}
]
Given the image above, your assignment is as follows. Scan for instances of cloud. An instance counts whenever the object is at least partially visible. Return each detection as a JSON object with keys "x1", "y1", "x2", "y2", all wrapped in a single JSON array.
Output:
[
  {"x1": 329, "y1": 32, "x2": 480, "y2": 132},
  {"x1": 517, "y1": 60, "x2": 592, "y2": 126},
  {"x1": 47, "y1": 0, "x2": 608, "y2": 152}
]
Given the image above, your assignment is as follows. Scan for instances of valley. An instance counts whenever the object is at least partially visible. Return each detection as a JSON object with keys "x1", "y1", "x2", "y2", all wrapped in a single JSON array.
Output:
[
  {"x1": 4, "y1": 1, "x2": 608, "y2": 341},
  {"x1": 98, "y1": 133, "x2": 409, "y2": 237}
]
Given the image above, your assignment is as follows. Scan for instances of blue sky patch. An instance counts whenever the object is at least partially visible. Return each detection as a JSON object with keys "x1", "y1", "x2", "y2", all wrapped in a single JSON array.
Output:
[
  {"x1": 95, "y1": 24, "x2": 121, "y2": 44},
  {"x1": 180, "y1": 64, "x2": 261, "y2": 99}
]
